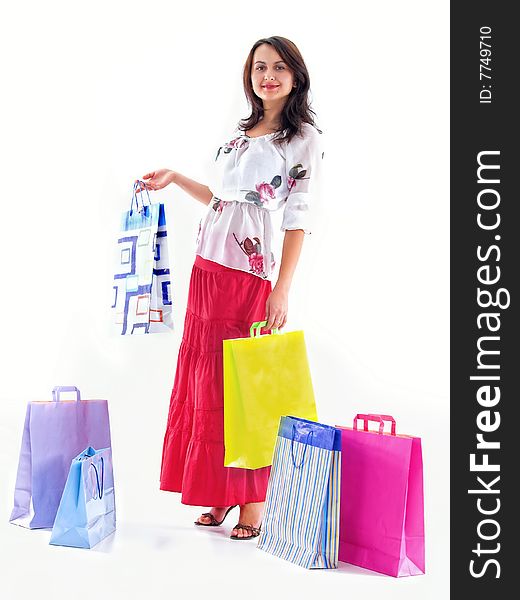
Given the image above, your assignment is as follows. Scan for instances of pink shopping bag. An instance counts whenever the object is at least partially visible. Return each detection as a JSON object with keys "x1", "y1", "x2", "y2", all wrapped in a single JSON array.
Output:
[{"x1": 337, "y1": 414, "x2": 425, "y2": 577}]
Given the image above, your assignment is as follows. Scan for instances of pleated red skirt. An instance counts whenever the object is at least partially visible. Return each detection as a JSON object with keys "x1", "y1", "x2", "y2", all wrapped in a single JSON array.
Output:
[{"x1": 160, "y1": 254, "x2": 272, "y2": 506}]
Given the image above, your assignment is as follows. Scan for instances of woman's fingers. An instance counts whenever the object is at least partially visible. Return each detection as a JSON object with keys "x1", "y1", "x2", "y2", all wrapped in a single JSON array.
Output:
[
  {"x1": 265, "y1": 305, "x2": 277, "y2": 329},
  {"x1": 274, "y1": 316, "x2": 286, "y2": 329},
  {"x1": 135, "y1": 179, "x2": 157, "y2": 192},
  {"x1": 265, "y1": 294, "x2": 287, "y2": 330},
  {"x1": 266, "y1": 313, "x2": 286, "y2": 330},
  {"x1": 276, "y1": 313, "x2": 287, "y2": 329}
]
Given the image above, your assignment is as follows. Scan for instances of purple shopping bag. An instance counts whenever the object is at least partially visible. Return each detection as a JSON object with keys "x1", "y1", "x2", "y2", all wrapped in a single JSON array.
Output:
[
  {"x1": 9, "y1": 386, "x2": 112, "y2": 529},
  {"x1": 337, "y1": 414, "x2": 425, "y2": 577}
]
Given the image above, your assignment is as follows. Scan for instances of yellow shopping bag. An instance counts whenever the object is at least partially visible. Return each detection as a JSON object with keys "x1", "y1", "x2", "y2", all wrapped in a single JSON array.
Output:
[{"x1": 223, "y1": 321, "x2": 318, "y2": 469}]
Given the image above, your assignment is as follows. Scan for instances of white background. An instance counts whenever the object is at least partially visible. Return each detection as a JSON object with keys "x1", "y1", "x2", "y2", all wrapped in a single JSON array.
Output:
[{"x1": 0, "y1": 1, "x2": 449, "y2": 598}]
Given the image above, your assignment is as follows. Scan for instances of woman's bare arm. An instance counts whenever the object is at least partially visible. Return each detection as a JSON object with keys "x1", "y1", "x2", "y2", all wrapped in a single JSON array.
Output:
[
  {"x1": 265, "y1": 229, "x2": 305, "y2": 330},
  {"x1": 140, "y1": 168, "x2": 213, "y2": 206},
  {"x1": 275, "y1": 229, "x2": 305, "y2": 293},
  {"x1": 170, "y1": 170, "x2": 213, "y2": 206}
]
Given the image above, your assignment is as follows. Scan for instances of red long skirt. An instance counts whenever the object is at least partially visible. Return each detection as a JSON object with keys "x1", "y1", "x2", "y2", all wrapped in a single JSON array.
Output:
[{"x1": 160, "y1": 255, "x2": 272, "y2": 506}]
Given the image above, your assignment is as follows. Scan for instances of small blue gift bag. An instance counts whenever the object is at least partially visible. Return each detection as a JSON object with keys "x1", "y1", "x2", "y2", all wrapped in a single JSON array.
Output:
[{"x1": 50, "y1": 446, "x2": 116, "y2": 549}]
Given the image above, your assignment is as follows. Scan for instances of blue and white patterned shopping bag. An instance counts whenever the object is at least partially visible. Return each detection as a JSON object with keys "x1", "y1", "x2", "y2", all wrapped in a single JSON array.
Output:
[
  {"x1": 257, "y1": 416, "x2": 341, "y2": 569},
  {"x1": 112, "y1": 181, "x2": 173, "y2": 335}
]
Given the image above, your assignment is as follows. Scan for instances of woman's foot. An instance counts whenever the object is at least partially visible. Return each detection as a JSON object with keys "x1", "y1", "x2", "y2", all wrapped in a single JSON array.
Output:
[
  {"x1": 230, "y1": 502, "x2": 264, "y2": 539},
  {"x1": 195, "y1": 506, "x2": 234, "y2": 526}
]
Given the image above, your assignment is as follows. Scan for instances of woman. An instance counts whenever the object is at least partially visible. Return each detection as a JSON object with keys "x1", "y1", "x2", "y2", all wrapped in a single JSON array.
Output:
[{"x1": 139, "y1": 36, "x2": 323, "y2": 540}]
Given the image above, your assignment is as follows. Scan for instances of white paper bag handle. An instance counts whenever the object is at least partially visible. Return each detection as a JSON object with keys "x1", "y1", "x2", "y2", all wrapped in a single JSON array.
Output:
[{"x1": 52, "y1": 386, "x2": 81, "y2": 402}]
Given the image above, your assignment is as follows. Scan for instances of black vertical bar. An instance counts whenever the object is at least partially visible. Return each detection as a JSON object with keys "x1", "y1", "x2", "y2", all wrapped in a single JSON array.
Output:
[{"x1": 451, "y1": 1, "x2": 518, "y2": 595}]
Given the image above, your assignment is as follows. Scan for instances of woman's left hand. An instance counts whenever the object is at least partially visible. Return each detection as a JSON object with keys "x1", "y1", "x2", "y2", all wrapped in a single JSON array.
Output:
[{"x1": 265, "y1": 286, "x2": 288, "y2": 330}]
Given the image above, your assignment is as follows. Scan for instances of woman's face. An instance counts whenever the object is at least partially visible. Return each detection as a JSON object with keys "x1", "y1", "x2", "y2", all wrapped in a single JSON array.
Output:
[{"x1": 250, "y1": 43, "x2": 294, "y2": 108}]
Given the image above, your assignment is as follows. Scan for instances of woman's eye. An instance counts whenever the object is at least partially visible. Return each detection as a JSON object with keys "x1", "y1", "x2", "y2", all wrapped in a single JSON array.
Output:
[{"x1": 255, "y1": 65, "x2": 285, "y2": 70}]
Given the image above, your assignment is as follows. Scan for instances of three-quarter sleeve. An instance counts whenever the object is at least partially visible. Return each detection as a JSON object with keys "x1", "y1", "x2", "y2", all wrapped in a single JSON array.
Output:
[{"x1": 281, "y1": 124, "x2": 324, "y2": 235}]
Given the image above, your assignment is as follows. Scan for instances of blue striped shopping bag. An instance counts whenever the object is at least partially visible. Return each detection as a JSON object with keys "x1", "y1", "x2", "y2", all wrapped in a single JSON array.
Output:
[{"x1": 257, "y1": 416, "x2": 341, "y2": 569}]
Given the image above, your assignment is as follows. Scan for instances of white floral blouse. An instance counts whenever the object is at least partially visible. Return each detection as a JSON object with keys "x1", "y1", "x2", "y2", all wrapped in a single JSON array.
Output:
[{"x1": 195, "y1": 122, "x2": 324, "y2": 280}]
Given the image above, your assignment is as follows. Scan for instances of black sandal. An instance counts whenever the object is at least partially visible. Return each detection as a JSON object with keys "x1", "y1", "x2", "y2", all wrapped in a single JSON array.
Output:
[
  {"x1": 194, "y1": 505, "x2": 237, "y2": 527},
  {"x1": 230, "y1": 522, "x2": 262, "y2": 540}
]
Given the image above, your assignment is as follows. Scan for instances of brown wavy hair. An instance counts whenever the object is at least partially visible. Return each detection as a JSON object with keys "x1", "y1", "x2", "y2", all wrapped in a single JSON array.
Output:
[{"x1": 238, "y1": 36, "x2": 322, "y2": 146}]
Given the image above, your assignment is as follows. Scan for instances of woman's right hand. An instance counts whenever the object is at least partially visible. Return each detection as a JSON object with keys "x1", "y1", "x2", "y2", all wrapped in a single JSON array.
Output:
[{"x1": 136, "y1": 169, "x2": 175, "y2": 192}]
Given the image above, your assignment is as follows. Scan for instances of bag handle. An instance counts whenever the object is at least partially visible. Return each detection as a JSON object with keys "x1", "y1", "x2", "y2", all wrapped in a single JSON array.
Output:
[
  {"x1": 130, "y1": 180, "x2": 152, "y2": 215},
  {"x1": 52, "y1": 386, "x2": 81, "y2": 402},
  {"x1": 290, "y1": 425, "x2": 314, "y2": 468},
  {"x1": 353, "y1": 413, "x2": 396, "y2": 436},
  {"x1": 89, "y1": 457, "x2": 105, "y2": 500},
  {"x1": 249, "y1": 320, "x2": 279, "y2": 338}
]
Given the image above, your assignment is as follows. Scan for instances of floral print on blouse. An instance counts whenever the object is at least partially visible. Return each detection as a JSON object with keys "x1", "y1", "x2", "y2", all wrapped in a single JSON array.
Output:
[{"x1": 196, "y1": 123, "x2": 324, "y2": 280}]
